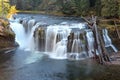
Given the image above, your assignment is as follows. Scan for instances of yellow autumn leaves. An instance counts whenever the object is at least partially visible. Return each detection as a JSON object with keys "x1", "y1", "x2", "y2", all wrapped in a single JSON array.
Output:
[{"x1": 7, "y1": 5, "x2": 18, "y2": 19}]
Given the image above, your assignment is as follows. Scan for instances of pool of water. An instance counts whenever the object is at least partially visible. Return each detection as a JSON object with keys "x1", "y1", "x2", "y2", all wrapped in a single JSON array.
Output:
[
  {"x1": 1, "y1": 13, "x2": 119, "y2": 80},
  {"x1": 0, "y1": 48, "x2": 107, "y2": 80}
]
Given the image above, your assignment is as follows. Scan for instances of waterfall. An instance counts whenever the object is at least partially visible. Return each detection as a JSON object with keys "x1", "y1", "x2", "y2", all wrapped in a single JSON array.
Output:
[
  {"x1": 10, "y1": 18, "x2": 40, "y2": 51},
  {"x1": 71, "y1": 39, "x2": 81, "y2": 60},
  {"x1": 45, "y1": 23, "x2": 87, "y2": 60},
  {"x1": 27, "y1": 19, "x2": 36, "y2": 34},
  {"x1": 45, "y1": 25, "x2": 59, "y2": 52},
  {"x1": 10, "y1": 21, "x2": 27, "y2": 49},
  {"x1": 69, "y1": 31, "x2": 88, "y2": 60},
  {"x1": 34, "y1": 30, "x2": 39, "y2": 51},
  {"x1": 26, "y1": 22, "x2": 44, "y2": 51},
  {"x1": 45, "y1": 24, "x2": 71, "y2": 52},
  {"x1": 71, "y1": 32, "x2": 81, "y2": 53},
  {"x1": 45, "y1": 24, "x2": 71, "y2": 59},
  {"x1": 10, "y1": 17, "x2": 118, "y2": 60},
  {"x1": 86, "y1": 30, "x2": 95, "y2": 57},
  {"x1": 102, "y1": 29, "x2": 118, "y2": 52},
  {"x1": 50, "y1": 40, "x2": 67, "y2": 59}
]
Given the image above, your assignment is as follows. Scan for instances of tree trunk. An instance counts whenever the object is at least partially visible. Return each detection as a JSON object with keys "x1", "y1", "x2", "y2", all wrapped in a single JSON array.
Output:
[
  {"x1": 98, "y1": 29, "x2": 110, "y2": 62},
  {"x1": 82, "y1": 16, "x2": 111, "y2": 64},
  {"x1": 114, "y1": 21, "x2": 120, "y2": 39},
  {"x1": 92, "y1": 16, "x2": 105, "y2": 64}
]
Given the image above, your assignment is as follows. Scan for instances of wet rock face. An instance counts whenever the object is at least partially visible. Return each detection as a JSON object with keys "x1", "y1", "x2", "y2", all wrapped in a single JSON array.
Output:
[
  {"x1": 67, "y1": 32, "x2": 74, "y2": 52},
  {"x1": 34, "y1": 26, "x2": 47, "y2": 51},
  {"x1": 34, "y1": 26, "x2": 88, "y2": 54},
  {"x1": 0, "y1": 18, "x2": 16, "y2": 49},
  {"x1": 67, "y1": 29, "x2": 87, "y2": 53}
]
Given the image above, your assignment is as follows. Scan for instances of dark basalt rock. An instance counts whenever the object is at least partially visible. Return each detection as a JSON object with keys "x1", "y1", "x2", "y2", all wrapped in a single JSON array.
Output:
[{"x1": 34, "y1": 26, "x2": 47, "y2": 51}]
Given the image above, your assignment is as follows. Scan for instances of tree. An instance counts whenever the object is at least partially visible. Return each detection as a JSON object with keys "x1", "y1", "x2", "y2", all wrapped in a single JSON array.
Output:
[
  {"x1": 101, "y1": 0, "x2": 119, "y2": 18},
  {"x1": 7, "y1": 5, "x2": 18, "y2": 19},
  {"x1": 0, "y1": 0, "x2": 10, "y2": 17},
  {"x1": 117, "y1": 1, "x2": 120, "y2": 18},
  {"x1": 95, "y1": 0, "x2": 102, "y2": 16},
  {"x1": 61, "y1": 0, "x2": 90, "y2": 16},
  {"x1": 72, "y1": 0, "x2": 90, "y2": 16},
  {"x1": 61, "y1": 0, "x2": 76, "y2": 15},
  {"x1": 8, "y1": 0, "x2": 120, "y2": 17},
  {"x1": 89, "y1": 0, "x2": 96, "y2": 7}
]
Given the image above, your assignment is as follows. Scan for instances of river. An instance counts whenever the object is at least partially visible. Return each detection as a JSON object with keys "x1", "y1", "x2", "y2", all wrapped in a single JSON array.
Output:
[
  {"x1": 0, "y1": 13, "x2": 118, "y2": 80},
  {"x1": 15, "y1": 13, "x2": 84, "y2": 25},
  {"x1": 0, "y1": 48, "x2": 106, "y2": 80}
]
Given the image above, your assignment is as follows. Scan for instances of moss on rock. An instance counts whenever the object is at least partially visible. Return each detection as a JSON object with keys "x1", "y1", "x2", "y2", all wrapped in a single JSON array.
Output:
[{"x1": 0, "y1": 17, "x2": 16, "y2": 50}]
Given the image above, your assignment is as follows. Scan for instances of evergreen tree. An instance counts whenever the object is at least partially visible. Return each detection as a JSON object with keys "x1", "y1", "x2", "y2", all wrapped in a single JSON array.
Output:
[
  {"x1": 61, "y1": 0, "x2": 76, "y2": 15},
  {"x1": 72, "y1": 0, "x2": 90, "y2": 16},
  {"x1": 8, "y1": 0, "x2": 120, "y2": 17},
  {"x1": 101, "y1": 0, "x2": 119, "y2": 17},
  {"x1": 117, "y1": 1, "x2": 120, "y2": 18},
  {"x1": 95, "y1": 0, "x2": 102, "y2": 16}
]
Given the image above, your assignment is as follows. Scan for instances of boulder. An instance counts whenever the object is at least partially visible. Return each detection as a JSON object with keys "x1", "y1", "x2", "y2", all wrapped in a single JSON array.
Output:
[
  {"x1": 34, "y1": 25, "x2": 47, "y2": 51},
  {"x1": 0, "y1": 17, "x2": 17, "y2": 50}
]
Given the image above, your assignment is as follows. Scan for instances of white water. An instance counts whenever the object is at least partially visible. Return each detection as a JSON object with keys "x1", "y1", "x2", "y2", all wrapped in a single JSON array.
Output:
[
  {"x1": 10, "y1": 17, "x2": 118, "y2": 60},
  {"x1": 45, "y1": 23, "x2": 90, "y2": 60},
  {"x1": 10, "y1": 22, "x2": 27, "y2": 49},
  {"x1": 27, "y1": 19, "x2": 36, "y2": 34},
  {"x1": 45, "y1": 24, "x2": 71, "y2": 59},
  {"x1": 102, "y1": 29, "x2": 118, "y2": 52},
  {"x1": 26, "y1": 22, "x2": 43, "y2": 51},
  {"x1": 10, "y1": 18, "x2": 40, "y2": 51},
  {"x1": 70, "y1": 32, "x2": 85, "y2": 60},
  {"x1": 86, "y1": 30, "x2": 95, "y2": 57}
]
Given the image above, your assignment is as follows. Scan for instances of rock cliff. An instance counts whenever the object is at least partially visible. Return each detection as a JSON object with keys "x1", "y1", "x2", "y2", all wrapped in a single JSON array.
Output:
[{"x1": 0, "y1": 17, "x2": 16, "y2": 50}]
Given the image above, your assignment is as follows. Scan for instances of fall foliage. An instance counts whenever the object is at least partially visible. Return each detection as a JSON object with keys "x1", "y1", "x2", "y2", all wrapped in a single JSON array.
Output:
[{"x1": 7, "y1": 5, "x2": 18, "y2": 19}]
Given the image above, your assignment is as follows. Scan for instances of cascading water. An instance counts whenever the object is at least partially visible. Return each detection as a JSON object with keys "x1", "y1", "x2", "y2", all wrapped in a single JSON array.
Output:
[
  {"x1": 71, "y1": 32, "x2": 83, "y2": 60},
  {"x1": 10, "y1": 21, "x2": 27, "y2": 49},
  {"x1": 26, "y1": 22, "x2": 42, "y2": 51},
  {"x1": 45, "y1": 25, "x2": 71, "y2": 59},
  {"x1": 102, "y1": 29, "x2": 118, "y2": 52},
  {"x1": 10, "y1": 17, "x2": 118, "y2": 60},
  {"x1": 45, "y1": 26, "x2": 59, "y2": 52},
  {"x1": 45, "y1": 23, "x2": 90, "y2": 60},
  {"x1": 34, "y1": 29, "x2": 39, "y2": 51},
  {"x1": 86, "y1": 30, "x2": 95, "y2": 57},
  {"x1": 71, "y1": 32, "x2": 80, "y2": 53},
  {"x1": 27, "y1": 19, "x2": 36, "y2": 34},
  {"x1": 10, "y1": 18, "x2": 39, "y2": 50}
]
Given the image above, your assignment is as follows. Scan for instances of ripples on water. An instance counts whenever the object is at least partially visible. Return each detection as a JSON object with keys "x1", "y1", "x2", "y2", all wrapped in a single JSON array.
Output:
[
  {"x1": 0, "y1": 14, "x2": 113, "y2": 80},
  {"x1": 0, "y1": 48, "x2": 106, "y2": 80},
  {"x1": 16, "y1": 13, "x2": 84, "y2": 25}
]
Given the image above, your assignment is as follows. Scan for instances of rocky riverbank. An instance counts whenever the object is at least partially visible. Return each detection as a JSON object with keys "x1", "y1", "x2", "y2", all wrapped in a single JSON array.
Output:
[{"x1": 0, "y1": 17, "x2": 17, "y2": 51}]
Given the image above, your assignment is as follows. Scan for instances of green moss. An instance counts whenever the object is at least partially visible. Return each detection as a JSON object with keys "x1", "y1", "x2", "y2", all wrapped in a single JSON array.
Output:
[{"x1": 0, "y1": 18, "x2": 9, "y2": 28}]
